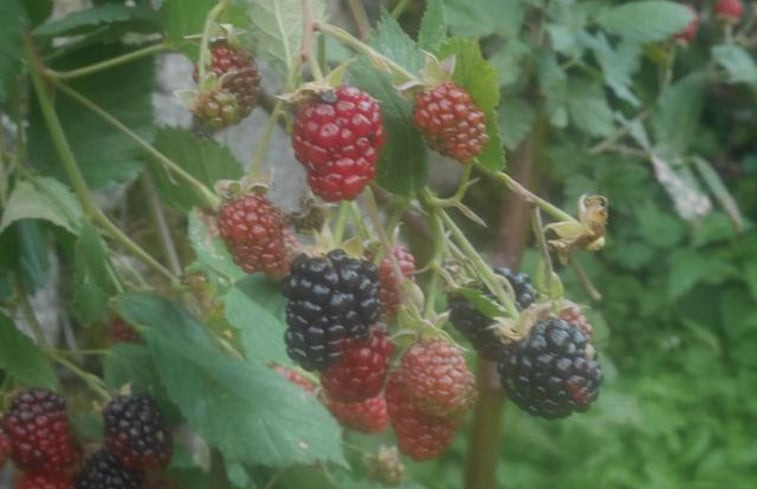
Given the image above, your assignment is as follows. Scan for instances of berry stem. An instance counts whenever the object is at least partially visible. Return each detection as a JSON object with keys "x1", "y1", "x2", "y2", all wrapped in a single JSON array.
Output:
[
  {"x1": 347, "y1": 202, "x2": 371, "y2": 240},
  {"x1": 143, "y1": 173, "x2": 183, "y2": 276},
  {"x1": 23, "y1": 35, "x2": 180, "y2": 286},
  {"x1": 391, "y1": 0, "x2": 412, "y2": 18},
  {"x1": 477, "y1": 165, "x2": 578, "y2": 224},
  {"x1": 424, "y1": 164, "x2": 473, "y2": 208},
  {"x1": 315, "y1": 23, "x2": 417, "y2": 81},
  {"x1": 332, "y1": 202, "x2": 350, "y2": 243},
  {"x1": 530, "y1": 207, "x2": 557, "y2": 296},
  {"x1": 346, "y1": 0, "x2": 371, "y2": 39},
  {"x1": 301, "y1": 0, "x2": 325, "y2": 81},
  {"x1": 197, "y1": 0, "x2": 229, "y2": 82},
  {"x1": 53, "y1": 81, "x2": 221, "y2": 209},
  {"x1": 46, "y1": 42, "x2": 170, "y2": 80}
]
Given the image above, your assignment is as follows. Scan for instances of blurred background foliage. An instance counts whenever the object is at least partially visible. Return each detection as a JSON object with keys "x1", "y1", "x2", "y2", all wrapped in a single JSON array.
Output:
[{"x1": 394, "y1": 0, "x2": 757, "y2": 487}]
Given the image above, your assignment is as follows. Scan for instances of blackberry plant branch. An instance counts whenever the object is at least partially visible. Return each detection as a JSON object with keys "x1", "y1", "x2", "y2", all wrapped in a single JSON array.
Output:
[
  {"x1": 45, "y1": 42, "x2": 170, "y2": 81},
  {"x1": 23, "y1": 35, "x2": 179, "y2": 286},
  {"x1": 476, "y1": 165, "x2": 578, "y2": 224},
  {"x1": 315, "y1": 22, "x2": 417, "y2": 82},
  {"x1": 198, "y1": 0, "x2": 229, "y2": 82},
  {"x1": 53, "y1": 81, "x2": 220, "y2": 209}
]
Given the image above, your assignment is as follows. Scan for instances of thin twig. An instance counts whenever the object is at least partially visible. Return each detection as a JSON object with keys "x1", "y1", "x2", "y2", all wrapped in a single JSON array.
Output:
[
  {"x1": 142, "y1": 173, "x2": 183, "y2": 276},
  {"x1": 346, "y1": 0, "x2": 371, "y2": 39},
  {"x1": 46, "y1": 43, "x2": 170, "y2": 80}
]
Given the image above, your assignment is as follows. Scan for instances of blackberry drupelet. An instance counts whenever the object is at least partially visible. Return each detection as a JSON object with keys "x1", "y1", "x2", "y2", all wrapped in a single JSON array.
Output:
[
  {"x1": 497, "y1": 317, "x2": 602, "y2": 419},
  {"x1": 103, "y1": 394, "x2": 172, "y2": 470},
  {"x1": 448, "y1": 267, "x2": 536, "y2": 360},
  {"x1": 282, "y1": 249, "x2": 380, "y2": 370},
  {"x1": 75, "y1": 450, "x2": 144, "y2": 489}
]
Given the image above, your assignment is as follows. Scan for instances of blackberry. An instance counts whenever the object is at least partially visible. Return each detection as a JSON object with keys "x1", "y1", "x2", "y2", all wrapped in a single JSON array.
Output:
[
  {"x1": 448, "y1": 267, "x2": 536, "y2": 361},
  {"x1": 1, "y1": 389, "x2": 80, "y2": 474},
  {"x1": 103, "y1": 394, "x2": 172, "y2": 470},
  {"x1": 75, "y1": 450, "x2": 144, "y2": 489},
  {"x1": 497, "y1": 317, "x2": 602, "y2": 419},
  {"x1": 282, "y1": 249, "x2": 380, "y2": 370}
]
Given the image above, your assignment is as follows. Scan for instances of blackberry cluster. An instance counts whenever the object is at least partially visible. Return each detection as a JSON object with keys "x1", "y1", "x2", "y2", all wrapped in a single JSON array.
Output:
[
  {"x1": 103, "y1": 395, "x2": 173, "y2": 470},
  {"x1": 448, "y1": 267, "x2": 536, "y2": 360},
  {"x1": 497, "y1": 317, "x2": 603, "y2": 419},
  {"x1": 1, "y1": 389, "x2": 79, "y2": 473},
  {"x1": 282, "y1": 249, "x2": 380, "y2": 370},
  {"x1": 75, "y1": 450, "x2": 144, "y2": 489}
]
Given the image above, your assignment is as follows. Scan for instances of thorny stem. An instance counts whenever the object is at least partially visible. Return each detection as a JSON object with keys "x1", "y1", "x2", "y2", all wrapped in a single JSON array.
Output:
[
  {"x1": 143, "y1": 173, "x2": 183, "y2": 276},
  {"x1": 198, "y1": 0, "x2": 229, "y2": 81},
  {"x1": 315, "y1": 23, "x2": 417, "y2": 81},
  {"x1": 346, "y1": 0, "x2": 371, "y2": 39},
  {"x1": 436, "y1": 205, "x2": 519, "y2": 319},
  {"x1": 391, "y1": 0, "x2": 413, "y2": 18},
  {"x1": 46, "y1": 43, "x2": 170, "y2": 80},
  {"x1": 301, "y1": 0, "x2": 324, "y2": 81},
  {"x1": 47, "y1": 351, "x2": 112, "y2": 401},
  {"x1": 54, "y1": 82, "x2": 220, "y2": 209},
  {"x1": 478, "y1": 165, "x2": 577, "y2": 224},
  {"x1": 531, "y1": 207, "x2": 556, "y2": 294},
  {"x1": 23, "y1": 35, "x2": 179, "y2": 286},
  {"x1": 332, "y1": 202, "x2": 350, "y2": 243}
]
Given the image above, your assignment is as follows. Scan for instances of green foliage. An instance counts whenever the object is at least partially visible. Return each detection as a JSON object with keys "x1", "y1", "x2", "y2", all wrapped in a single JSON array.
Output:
[
  {"x1": 150, "y1": 127, "x2": 243, "y2": 212},
  {"x1": 349, "y1": 58, "x2": 428, "y2": 195},
  {"x1": 0, "y1": 177, "x2": 84, "y2": 235},
  {"x1": 0, "y1": 0, "x2": 23, "y2": 104},
  {"x1": 72, "y1": 221, "x2": 113, "y2": 325},
  {"x1": 33, "y1": 3, "x2": 161, "y2": 37},
  {"x1": 0, "y1": 314, "x2": 59, "y2": 390},
  {"x1": 596, "y1": 1, "x2": 694, "y2": 44}
]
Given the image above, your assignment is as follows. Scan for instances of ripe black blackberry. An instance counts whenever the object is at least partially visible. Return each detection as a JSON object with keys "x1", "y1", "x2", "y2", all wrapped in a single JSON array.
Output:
[
  {"x1": 282, "y1": 249, "x2": 380, "y2": 371},
  {"x1": 448, "y1": 267, "x2": 536, "y2": 361},
  {"x1": 75, "y1": 449, "x2": 144, "y2": 489},
  {"x1": 497, "y1": 317, "x2": 602, "y2": 419},
  {"x1": 103, "y1": 394, "x2": 172, "y2": 470}
]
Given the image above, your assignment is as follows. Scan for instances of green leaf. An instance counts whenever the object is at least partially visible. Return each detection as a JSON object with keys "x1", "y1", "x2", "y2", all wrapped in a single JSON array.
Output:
[
  {"x1": 13, "y1": 221, "x2": 50, "y2": 293},
  {"x1": 114, "y1": 292, "x2": 214, "y2": 348},
  {"x1": 33, "y1": 4, "x2": 161, "y2": 37},
  {"x1": 596, "y1": 1, "x2": 694, "y2": 44},
  {"x1": 442, "y1": 0, "x2": 524, "y2": 39},
  {"x1": 371, "y1": 9, "x2": 424, "y2": 74},
  {"x1": 583, "y1": 33, "x2": 641, "y2": 106},
  {"x1": 349, "y1": 58, "x2": 428, "y2": 195},
  {"x1": 0, "y1": 314, "x2": 58, "y2": 390},
  {"x1": 72, "y1": 221, "x2": 113, "y2": 325},
  {"x1": 188, "y1": 208, "x2": 246, "y2": 284},
  {"x1": 711, "y1": 44, "x2": 757, "y2": 86},
  {"x1": 224, "y1": 275, "x2": 288, "y2": 365},
  {"x1": 668, "y1": 250, "x2": 709, "y2": 300},
  {"x1": 146, "y1": 332, "x2": 346, "y2": 467},
  {"x1": 418, "y1": 0, "x2": 447, "y2": 51},
  {"x1": 436, "y1": 37, "x2": 505, "y2": 170},
  {"x1": 651, "y1": 73, "x2": 704, "y2": 158},
  {"x1": 149, "y1": 128, "x2": 243, "y2": 212},
  {"x1": 499, "y1": 97, "x2": 535, "y2": 150},
  {"x1": 245, "y1": 0, "x2": 327, "y2": 75},
  {"x1": 22, "y1": 0, "x2": 52, "y2": 27},
  {"x1": 0, "y1": 0, "x2": 23, "y2": 103},
  {"x1": 161, "y1": 0, "x2": 215, "y2": 55},
  {"x1": 29, "y1": 46, "x2": 155, "y2": 189},
  {"x1": 488, "y1": 39, "x2": 530, "y2": 88},
  {"x1": 0, "y1": 177, "x2": 84, "y2": 235},
  {"x1": 566, "y1": 78, "x2": 615, "y2": 137}
]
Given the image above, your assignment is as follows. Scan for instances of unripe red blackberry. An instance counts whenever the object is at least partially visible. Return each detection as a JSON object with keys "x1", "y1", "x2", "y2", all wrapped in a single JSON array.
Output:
[
  {"x1": 194, "y1": 39, "x2": 260, "y2": 119},
  {"x1": 448, "y1": 267, "x2": 536, "y2": 361},
  {"x1": 192, "y1": 89, "x2": 242, "y2": 129},
  {"x1": 366, "y1": 446, "x2": 405, "y2": 487},
  {"x1": 292, "y1": 86, "x2": 385, "y2": 202},
  {"x1": 217, "y1": 194, "x2": 290, "y2": 279},
  {"x1": 378, "y1": 246, "x2": 416, "y2": 318},
  {"x1": 282, "y1": 249, "x2": 380, "y2": 370},
  {"x1": 413, "y1": 82, "x2": 489, "y2": 163},
  {"x1": 15, "y1": 473, "x2": 72, "y2": 489},
  {"x1": 674, "y1": 4, "x2": 699, "y2": 43},
  {"x1": 320, "y1": 325, "x2": 393, "y2": 403},
  {"x1": 75, "y1": 450, "x2": 144, "y2": 489},
  {"x1": 498, "y1": 317, "x2": 603, "y2": 419},
  {"x1": 397, "y1": 340, "x2": 477, "y2": 417},
  {"x1": 715, "y1": 0, "x2": 744, "y2": 22},
  {"x1": 324, "y1": 395, "x2": 388, "y2": 434},
  {"x1": 103, "y1": 394, "x2": 172, "y2": 470},
  {"x1": 385, "y1": 373, "x2": 459, "y2": 461},
  {"x1": 1, "y1": 389, "x2": 80, "y2": 474}
]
